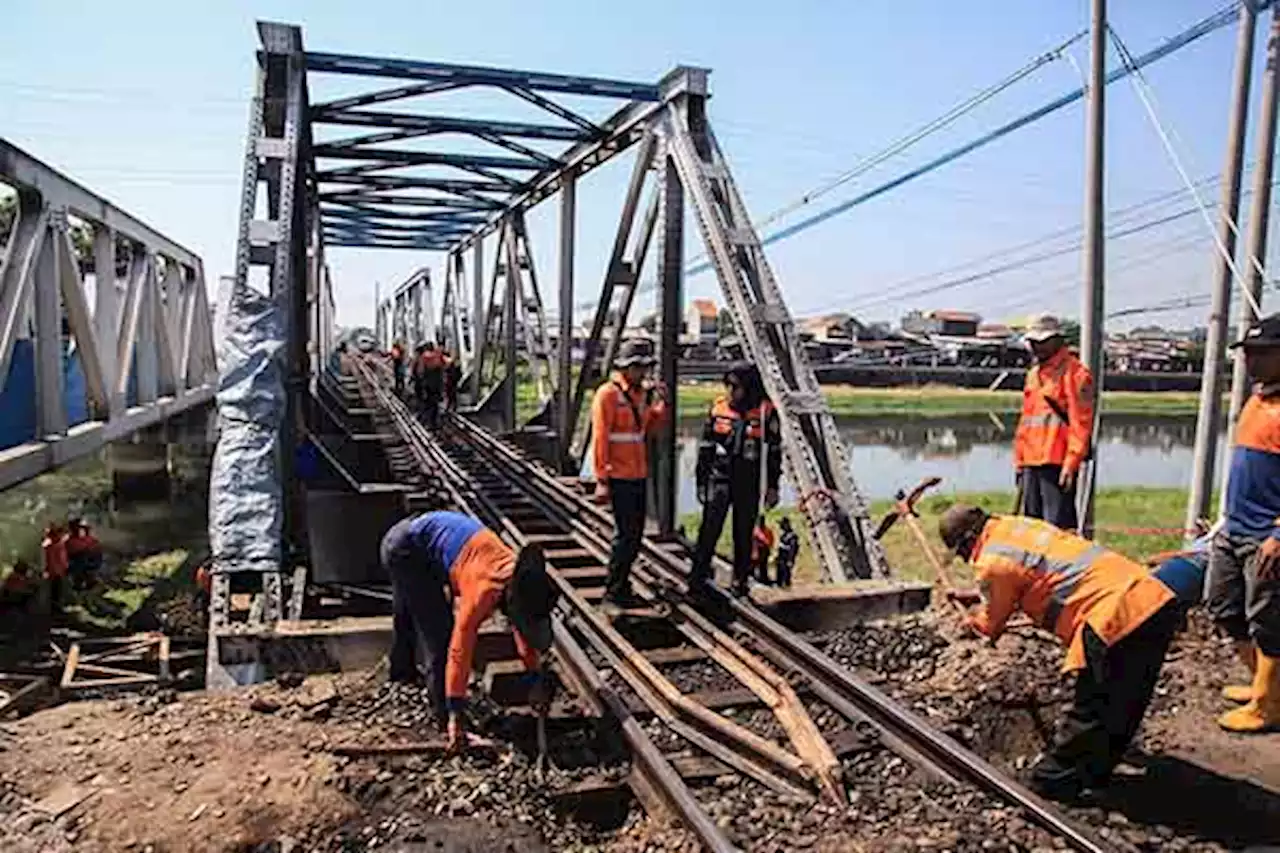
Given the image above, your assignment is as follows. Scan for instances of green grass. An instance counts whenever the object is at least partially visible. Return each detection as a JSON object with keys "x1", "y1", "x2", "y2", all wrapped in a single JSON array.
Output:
[
  {"x1": 674, "y1": 384, "x2": 1203, "y2": 418},
  {"x1": 0, "y1": 449, "x2": 211, "y2": 638},
  {"x1": 68, "y1": 548, "x2": 191, "y2": 631},
  {"x1": 681, "y1": 486, "x2": 1195, "y2": 587},
  {"x1": 512, "y1": 379, "x2": 1202, "y2": 427}
]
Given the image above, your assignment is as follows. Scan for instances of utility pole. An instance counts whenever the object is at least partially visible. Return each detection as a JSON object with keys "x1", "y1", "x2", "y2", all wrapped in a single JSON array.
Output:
[
  {"x1": 1187, "y1": 1, "x2": 1258, "y2": 535},
  {"x1": 1077, "y1": 0, "x2": 1107, "y2": 534},
  {"x1": 1223, "y1": 7, "x2": 1280, "y2": 502}
]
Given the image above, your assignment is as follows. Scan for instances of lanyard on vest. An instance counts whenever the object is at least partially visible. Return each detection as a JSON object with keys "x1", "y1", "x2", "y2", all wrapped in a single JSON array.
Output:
[{"x1": 612, "y1": 381, "x2": 646, "y2": 434}]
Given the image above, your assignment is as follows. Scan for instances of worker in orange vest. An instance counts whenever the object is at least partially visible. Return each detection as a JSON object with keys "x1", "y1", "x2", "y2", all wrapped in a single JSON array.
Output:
[
  {"x1": 751, "y1": 516, "x2": 775, "y2": 586},
  {"x1": 1013, "y1": 314, "x2": 1095, "y2": 531},
  {"x1": 940, "y1": 504, "x2": 1187, "y2": 802},
  {"x1": 389, "y1": 341, "x2": 406, "y2": 397},
  {"x1": 590, "y1": 339, "x2": 668, "y2": 609},
  {"x1": 65, "y1": 517, "x2": 102, "y2": 590},
  {"x1": 1206, "y1": 312, "x2": 1280, "y2": 734},
  {"x1": 418, "y1": 342, "x2": 447, "y2": 429},
  {"x1": 41, "y1": 522, "x2": 69, "y2": 612},
  {"x1": 689, "y1": 363, "x2": 781, "y2": 597},
  {"x1": 1, "y1": 559, "x2": 36, "y2": 616},
  {"x1": 380, "y1": 511, "x2": 559, "y2": 751}
]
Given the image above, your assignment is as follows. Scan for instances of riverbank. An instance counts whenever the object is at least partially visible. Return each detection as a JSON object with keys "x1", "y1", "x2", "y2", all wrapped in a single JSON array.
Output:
[
  {"x1": 515, "y1": 380, "x2": 1203, "y2": 423},
  {"x1": 682, "y1": 486, "x2": 1193, "y2": 586},
  {"x1": 675, "y1": 383, "x2": 1202, "y2": 417}
]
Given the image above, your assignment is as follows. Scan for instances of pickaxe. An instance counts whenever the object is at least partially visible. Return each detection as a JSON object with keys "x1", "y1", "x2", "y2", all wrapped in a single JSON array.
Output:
[{"x1": 873, "y1": 477, "x2": 966, "y2": 615}]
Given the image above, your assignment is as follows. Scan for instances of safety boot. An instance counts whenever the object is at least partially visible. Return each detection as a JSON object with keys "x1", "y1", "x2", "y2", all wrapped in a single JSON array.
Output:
[
  {"x1": 1222, "y1": 640, "x2": 1257, "y2": 704},
  {"x1": 1218, "y1": 652, "x2": 1280, "y2": 733}
]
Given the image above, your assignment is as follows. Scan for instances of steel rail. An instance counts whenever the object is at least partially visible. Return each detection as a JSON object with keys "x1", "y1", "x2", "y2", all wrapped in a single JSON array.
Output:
[
  {"x1": 349, "y1": 361, "x2": 744, "y2": 851},
  {"x1": 444, "y1": 412, "x2": 1122, "y2": 853}
]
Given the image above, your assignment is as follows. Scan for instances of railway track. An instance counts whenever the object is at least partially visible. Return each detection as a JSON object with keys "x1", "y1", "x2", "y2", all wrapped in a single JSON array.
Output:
[{"x1": 350, "y1": 361, "x2": 1121, "y2": 853}]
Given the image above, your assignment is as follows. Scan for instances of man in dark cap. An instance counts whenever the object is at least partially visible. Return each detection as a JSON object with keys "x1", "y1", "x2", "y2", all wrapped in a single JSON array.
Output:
[
  {"x1": 589, "y1": 339, "x2": 668, "y2": 609},
  {"x1": 1207, "y1": 312, "x2": 1280, "y2": 733},
  {"x1": 380, "y1": 511, "x2": 560, "y2": 752},
  {"x1": 939, "y1": 503, "x2": 1187, "y2": 801},
  {"x1": 689, "y1": 363, "x2": 781, "y2": 597}
]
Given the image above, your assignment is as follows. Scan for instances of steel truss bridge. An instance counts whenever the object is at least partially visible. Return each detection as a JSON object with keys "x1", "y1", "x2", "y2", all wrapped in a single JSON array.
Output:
[
  {"x1": 207, "y1": 22, "x2": 897, "y2": 658},
  {"x1": 0, "y1": 141, "x2": 218, "y2": 491}
]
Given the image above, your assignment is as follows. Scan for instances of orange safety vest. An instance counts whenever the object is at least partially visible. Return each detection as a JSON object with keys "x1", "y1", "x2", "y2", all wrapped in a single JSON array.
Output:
[
  {"x1": 709, "y1": 397, "x2": 772, "y2": 449},
  {"x1": 42, "y1": 535, "x2": 69, "y2": 580},
  {"x1": 1014, "y1": 348, "x2": 1095, "y2": 474},
  {"x1": 591, "y1": 374, "x2": 668, "y2": 481},
  {"x1": 968, "y1": 515, "x2": 1174, "y2": 672},
  {"x1": 752, "y1": 524, "x2": 775, "y2": 563}
]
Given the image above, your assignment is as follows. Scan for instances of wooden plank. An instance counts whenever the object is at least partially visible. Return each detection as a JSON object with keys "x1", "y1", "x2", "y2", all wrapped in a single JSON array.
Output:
[
  {"x1": 68, "y1": 661, "x2": 157, "y2": 680},
  {"x1": 642, "y1": 646, "x2": 707, "y2": 666},
  {"x1": 60, "y1": 644, "x2": 81, "y2": 690},
  {"x1": 158, "y1": 635, "x2": 171, "y2": 681},
  {"x1": 0, "y1": 676, "x2": 48, "y2": 717},
  {"x1": 63, "y1": 675, "x2": 156, "y2": 691},
  {"x1": 79, "y1": 637, "x2": 156, "y2": 665}
]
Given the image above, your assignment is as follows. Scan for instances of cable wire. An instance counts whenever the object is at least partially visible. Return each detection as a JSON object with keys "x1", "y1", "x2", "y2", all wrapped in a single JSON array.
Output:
[
  {"x1": 682, "y1": 0, "x2": 1251, "y2": 279},
  {"x1": 1107, "y1": 23, "x2": 1266, "y2": 317}
]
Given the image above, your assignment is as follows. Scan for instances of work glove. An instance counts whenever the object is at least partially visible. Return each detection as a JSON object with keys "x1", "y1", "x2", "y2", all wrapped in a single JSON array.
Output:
[
  {"x1": 593, "y1": 480, "x2": 611, "y2": 506},
  {"x1": 697, "y1": 484, "x2": 708, "y2": 505},
  {"x1": 946, "y1": 588, "x2": 982, "y2": 607}
]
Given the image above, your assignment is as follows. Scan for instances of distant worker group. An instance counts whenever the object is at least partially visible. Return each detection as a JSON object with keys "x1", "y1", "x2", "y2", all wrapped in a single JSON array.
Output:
[{"x1": 385, "y1": 339, "x2": 462, "y2": 429}]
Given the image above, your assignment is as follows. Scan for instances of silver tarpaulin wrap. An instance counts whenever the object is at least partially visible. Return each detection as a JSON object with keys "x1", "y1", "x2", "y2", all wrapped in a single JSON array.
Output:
[{"x1": 208, "y1": 282, "x2": 285, "y2": 572}]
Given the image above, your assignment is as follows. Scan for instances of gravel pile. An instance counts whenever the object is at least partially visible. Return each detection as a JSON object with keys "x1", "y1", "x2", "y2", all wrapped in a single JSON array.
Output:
[
  {"x1": 810, "y1": 612, "x2": 1247, "y2": 852},
  {"x1": 694, "y1": 746, "x2": 1080, "y2": 852},
  {"x1": 812, "y1": 615, "x2": 950, "y2": 684}
]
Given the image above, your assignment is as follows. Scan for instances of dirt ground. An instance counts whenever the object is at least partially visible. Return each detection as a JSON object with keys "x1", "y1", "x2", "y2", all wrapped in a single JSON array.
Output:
[
  {"x1": 2, "y1": 613, "x2": 1279, "y2": 852},
  {"x1": 815, "y1": 611, "x2": 1280, "y2": 850}
]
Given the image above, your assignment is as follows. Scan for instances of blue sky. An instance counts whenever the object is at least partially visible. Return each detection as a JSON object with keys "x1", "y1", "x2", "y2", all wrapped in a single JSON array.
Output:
[{"x1": 1, "y1": 0, "x2": 1271, "y2": 333}]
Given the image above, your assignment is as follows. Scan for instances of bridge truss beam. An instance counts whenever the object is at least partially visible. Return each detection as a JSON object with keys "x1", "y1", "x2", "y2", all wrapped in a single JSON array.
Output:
[
  {"x1": 0, "y1": 140, "x2": 217, "y2": 491},
  {"x1": 213, "y1": 22, "x2": 888, "y2": 673}
]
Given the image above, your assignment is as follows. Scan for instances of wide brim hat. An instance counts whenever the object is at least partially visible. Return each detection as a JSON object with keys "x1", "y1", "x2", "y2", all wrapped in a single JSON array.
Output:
[{"x1": 506, "y1": 545, "x2": 559, "y2": 653}]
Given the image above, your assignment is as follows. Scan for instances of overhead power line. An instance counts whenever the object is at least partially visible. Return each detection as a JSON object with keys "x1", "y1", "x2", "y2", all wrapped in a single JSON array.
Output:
[{"x1": 683, "y1": 0, "x2": 1252, "y2": 279}]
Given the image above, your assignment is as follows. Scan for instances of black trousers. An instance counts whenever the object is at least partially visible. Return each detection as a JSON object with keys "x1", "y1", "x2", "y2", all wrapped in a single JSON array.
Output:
[
  {"x1": 423, "y1": 390, "x2": 442, "y2": 430},
  {"x1": 1030, "y1": 602, "x2": 1181, "y2": 798},
  {"x1": 381, "y1": 518, "x2": 452, "y2": 716},
  {"x1": 606, "y1": 479, "x2": 647, "y2": 596},
  {"x1": 690, "y1": 477, "x2": 760, "y2": 589},
  {"x1": 776, "y1": 548, "x2": 796, "y2": 588},
  {"x1": 1021, "y1": 464, "x2": 1078, "y2": 530},
  {"x1": 392, "y1": 366, "x2": 405, "y2": 396}
]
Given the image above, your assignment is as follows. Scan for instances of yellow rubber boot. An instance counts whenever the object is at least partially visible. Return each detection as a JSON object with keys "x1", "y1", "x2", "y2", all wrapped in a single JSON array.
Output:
[
  {"x1": 1218, "y1": 653, "x2": 1280, "y2": 733},
  {"x1": 1222, "y1": 640, "x2": 1257, "y2": 704}
]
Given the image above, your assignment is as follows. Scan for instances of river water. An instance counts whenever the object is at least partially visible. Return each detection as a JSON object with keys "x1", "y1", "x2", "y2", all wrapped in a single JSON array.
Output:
[{"x1": 669, "y1": 413, "x2": 1217, "y2": 514}]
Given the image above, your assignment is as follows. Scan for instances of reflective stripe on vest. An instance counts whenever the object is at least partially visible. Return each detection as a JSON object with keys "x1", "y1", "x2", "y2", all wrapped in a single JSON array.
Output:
[
  {"x1": 609, "y1": 432, "x2": 645, "y2": 443},
  {"x1": 1020, "y1": 412, "x2": 1062, "y2": 428},
  {"x1": 982, "y1": 541, "x2": 1108, "y2": 630}
]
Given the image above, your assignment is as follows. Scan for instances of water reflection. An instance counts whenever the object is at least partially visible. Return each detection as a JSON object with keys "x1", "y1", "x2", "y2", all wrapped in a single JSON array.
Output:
[{"x1": 673, "y1": 414, "x2": 1216, "y2": 513}]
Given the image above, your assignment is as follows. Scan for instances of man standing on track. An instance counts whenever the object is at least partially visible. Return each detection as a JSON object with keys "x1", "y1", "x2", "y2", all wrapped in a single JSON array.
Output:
[
  {"x1": 1013, "y1": 314, "x2": 1095, "y2": 531},
  {"x1": 590, "y1": 339, "x2": 668, "y2": 610},
  {"x1": 1206, "y1": 312, "x2": 1280, "y2": 734},
  {"x1": 419, "y1": 342, "x2": 447, "y2": 429},
  {"x1": 688, "y1": 364, "x2": 781, "y2": 598},
  {"x1": 939, "y1": 504, "x2": 1189, "y2": 801},
  {"x1": 380, "y1": 510, "x2": 559, "y2": 752}
]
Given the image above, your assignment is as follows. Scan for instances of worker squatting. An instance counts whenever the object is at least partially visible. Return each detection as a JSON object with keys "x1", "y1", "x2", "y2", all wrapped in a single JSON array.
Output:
[{"x1": 376, "y1": 313, "x2": 1279, "y2": 796}]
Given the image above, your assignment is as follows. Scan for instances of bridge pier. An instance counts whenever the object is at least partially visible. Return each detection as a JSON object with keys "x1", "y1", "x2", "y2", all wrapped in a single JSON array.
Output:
[{"x1": 108, "y1": 429, "x2": 172, "y2": 505}]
